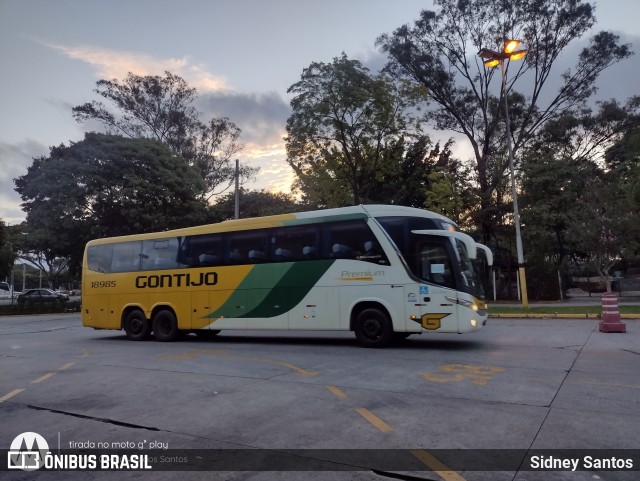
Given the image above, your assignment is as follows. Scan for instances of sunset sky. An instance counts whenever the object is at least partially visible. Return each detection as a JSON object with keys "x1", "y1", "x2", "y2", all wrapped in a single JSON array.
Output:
[{"x1": 1, "y1": 0, "x2": 639, "y2": 224}]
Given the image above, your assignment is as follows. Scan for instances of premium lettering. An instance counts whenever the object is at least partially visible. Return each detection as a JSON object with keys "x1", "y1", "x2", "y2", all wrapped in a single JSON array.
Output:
[{"x1": 135, "y1": 272, "x2": 218, "y2": 288}]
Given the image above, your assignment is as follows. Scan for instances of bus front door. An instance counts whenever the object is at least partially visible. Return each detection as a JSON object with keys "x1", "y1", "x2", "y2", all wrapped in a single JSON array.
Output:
[{"x1": 415, "y1": 237, "x2": 461, "y2": 333}]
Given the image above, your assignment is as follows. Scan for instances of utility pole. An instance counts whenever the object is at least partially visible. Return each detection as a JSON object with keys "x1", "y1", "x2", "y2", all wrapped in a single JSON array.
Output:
[{"x1": 234, "y1": 159, "x2": 240, "y2": 220}]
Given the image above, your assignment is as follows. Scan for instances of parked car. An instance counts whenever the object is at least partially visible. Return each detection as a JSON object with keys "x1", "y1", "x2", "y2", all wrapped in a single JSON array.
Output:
[{"x1": 16, "y1": 289, "x2": 70, "y2": 304}]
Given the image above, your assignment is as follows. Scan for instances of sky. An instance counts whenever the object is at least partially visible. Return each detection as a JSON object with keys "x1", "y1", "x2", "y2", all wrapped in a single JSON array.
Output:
[{"x1": 1, "y1": 0, "x2": 639, "y2": 225}]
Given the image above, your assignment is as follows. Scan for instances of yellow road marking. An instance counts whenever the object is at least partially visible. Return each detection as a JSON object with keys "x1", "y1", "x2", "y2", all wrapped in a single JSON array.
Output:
[
  {"x1": 411, "y1": 450, "x2": 467, "y2": 481},
  {"x1": 326, "y1": 385, "x2": 348, "y2": 399},
  {"x1": 31, "y1": 372, "x2": 56, "y2": 384},
  {"x1": 272, "y1": 360, "x2": 319, "y2": 378},
  {"x1": 79, "y1": 348, "x2": 91, "y2": 358},
  {"x1": 156, "y1": 349, "x2": 320, "y2": 377},
  {"x1": 355, "y1": 408, "x2": 394, "y2": 432},
  {"x1": 58, "y1": 362, "x2": 75, "y2": 371},
  {"x1": 0, "y1": 389, "x2": 25, "y2": 402},
  {"x1": 421, "y1": 364, "x2": 505, "y2": 385}
]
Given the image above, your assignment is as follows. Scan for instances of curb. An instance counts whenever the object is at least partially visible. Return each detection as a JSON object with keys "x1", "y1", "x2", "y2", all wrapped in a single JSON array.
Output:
[{"x1": 489, "y1": 313, "x2": 640, "y2": 319}]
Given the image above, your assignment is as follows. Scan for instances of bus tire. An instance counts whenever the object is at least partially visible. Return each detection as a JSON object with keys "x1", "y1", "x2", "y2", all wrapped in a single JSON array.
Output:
[
  {"x1": 153, "y1": 309, "x2": 179, "y2": 342},
  {"x1": 354, "y1": 308, "x2": 393, "y2": 348},
  {"x1": 123, "y1": 310, "x2": 151, "y2": 341}
]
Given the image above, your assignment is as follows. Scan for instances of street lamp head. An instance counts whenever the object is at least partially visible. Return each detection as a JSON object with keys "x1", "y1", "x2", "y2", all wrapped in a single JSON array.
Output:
[
  {"x1": 509, "y1": 50, "x2": 527, "y2": 61},
  {"x1": 504, "y1": 39, "x2": 521, "y2": 54},
  {"x1": 478, "y1": 48, "x2": 501, "y2": 59},
  {"x1": 484, "y1": 58, "x2": 501, "y2": 68}
]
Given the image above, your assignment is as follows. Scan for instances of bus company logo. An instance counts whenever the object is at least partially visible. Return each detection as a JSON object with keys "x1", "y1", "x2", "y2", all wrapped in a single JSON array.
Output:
[{"x1": 7, "y1": 432, "x2": 50, "y2": 471}]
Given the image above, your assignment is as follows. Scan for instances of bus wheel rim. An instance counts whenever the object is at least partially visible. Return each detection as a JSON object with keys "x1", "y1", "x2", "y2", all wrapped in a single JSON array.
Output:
[{"x1": 362, "y1": 318, "x2": 382, "y2": 340}]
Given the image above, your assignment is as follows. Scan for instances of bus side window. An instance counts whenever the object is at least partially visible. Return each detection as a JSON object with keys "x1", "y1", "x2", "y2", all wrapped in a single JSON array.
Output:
[
  {"x1": 87, "y1": 244, "x2": 114, "y2": 273},
  {"x1": 179, "y1": 234, "x2": 223, "y2": 267},
  {"x1": 111, "y1": 241, "x2": 143, "y2": 273},
  {"x1": 141, "y1": 238, "x2": 180, "y2": 270},
  {"x1": 325, "y1": 220, "x2": 389, "y2": 265},
  {"x1": 226, "y1": 230, "x2": 269, "y2": 264},
  {"x1": 270, "y1": 225, "x2": 320, "y2": 262}
]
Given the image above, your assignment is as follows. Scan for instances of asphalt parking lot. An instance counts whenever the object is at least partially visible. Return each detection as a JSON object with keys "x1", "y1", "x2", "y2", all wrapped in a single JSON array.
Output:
[{"x1": 0, "y1": 313, "x2": 638, "y2": 480}]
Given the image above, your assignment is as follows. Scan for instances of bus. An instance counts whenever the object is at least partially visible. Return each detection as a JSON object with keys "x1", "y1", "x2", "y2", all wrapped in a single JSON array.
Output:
[{"x1": 81, "y1": 205, "x2": 493, "y2": 347}]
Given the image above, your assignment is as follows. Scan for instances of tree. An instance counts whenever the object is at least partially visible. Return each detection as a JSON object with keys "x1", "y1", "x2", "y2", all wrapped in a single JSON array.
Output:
[
  {"x1": 572, "y1": 175, "x2": 637, "y2": 292},
  {"x1": 208, "y1": 189, "x2": 304, "y2": 222},
  {"x1": 376, "y1": 0, "x2": 632, "y2": 244},
  {"x1": 285, "y1": 53, "x2": 423, "y2": 207},
  {"x1": 519, "y1": 98, "x2": 640, "y2": 297},
  {"x1": 0, "y1": 220, "x2": 16, "y2": 281},
  {"x1": 14, "y1": 133, "x2": 208, "y2": 273},
  {"x1": 72, "y1": 71, "x2": 255, "y2": 200}
]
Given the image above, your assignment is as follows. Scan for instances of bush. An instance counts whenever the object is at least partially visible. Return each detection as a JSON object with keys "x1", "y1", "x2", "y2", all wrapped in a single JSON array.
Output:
[{"x1": 0, "y1": 300, "x2": 81, "y2": 316}]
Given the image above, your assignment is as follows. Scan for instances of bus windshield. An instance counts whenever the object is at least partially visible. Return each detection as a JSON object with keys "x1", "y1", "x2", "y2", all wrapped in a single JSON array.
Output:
[{"x1": 454, "y1": 239, "x2": 485, "y2": 298}]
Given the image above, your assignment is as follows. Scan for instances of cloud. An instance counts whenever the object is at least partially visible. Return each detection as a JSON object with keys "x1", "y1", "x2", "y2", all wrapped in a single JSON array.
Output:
[
  {"x1": 197, "y1": 90, "x2": 291, "y2": 145},
  {"x1": 196, "y1": 90, "x2": 294, "y2": 194},
  {"x1": 0, "y1": 140, "x2": 49, "y2": 225},
  {"x1": 37, "y1": 39, "x2": 230, "y2": 92},
  {"x1": 35, "y1": 37, "x2": 296, "y2": 194}
]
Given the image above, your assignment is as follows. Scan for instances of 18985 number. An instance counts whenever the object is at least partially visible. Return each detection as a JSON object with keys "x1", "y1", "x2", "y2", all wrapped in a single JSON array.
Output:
[{"x1": 91, "y1": 281, "x2": 116, "y2": 288}]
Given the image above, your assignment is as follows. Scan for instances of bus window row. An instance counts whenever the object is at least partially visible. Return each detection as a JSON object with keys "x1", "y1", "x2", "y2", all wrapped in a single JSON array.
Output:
[{"x1": 87, "y1": 220, "x2": 390, "y2": 274}]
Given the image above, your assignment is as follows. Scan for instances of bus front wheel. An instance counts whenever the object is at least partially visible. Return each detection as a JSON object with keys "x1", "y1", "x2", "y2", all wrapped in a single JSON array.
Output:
[
  {"x1": 153, "y1": 310, "x2": 179, "y2": 342},
  {"x1": 123, "y1": 310, "x2": 151, "y2": 341},
  {"x1": 354, "y1": 308, "x2": 393, "y2": 348}
]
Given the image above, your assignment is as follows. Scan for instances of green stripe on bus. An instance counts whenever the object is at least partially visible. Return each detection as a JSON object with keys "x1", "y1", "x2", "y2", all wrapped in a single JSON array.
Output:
[
  {"x1": 205, "y1": 260, "x2": 334, "y2": 319},
  {"x1": 244, "y1": 260, "x2": 334, "y2": 318}
]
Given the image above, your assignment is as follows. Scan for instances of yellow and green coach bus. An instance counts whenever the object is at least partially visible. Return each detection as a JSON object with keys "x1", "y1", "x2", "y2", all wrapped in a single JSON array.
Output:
[{"x1": 81, "y1": 205, "x2": 493, "y2": 347}]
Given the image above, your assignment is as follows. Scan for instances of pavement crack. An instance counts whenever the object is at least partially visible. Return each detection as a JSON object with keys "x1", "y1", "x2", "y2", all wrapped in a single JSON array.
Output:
[
  {"x1": 372, "y1": 470, "x2": 440, "y2": 481},
  {"x1": 25, "y1": 404, "x2": 161, "y2": 432},
  {"x1": 621, "y1": 349, "x2": 640, "y2": 356}
]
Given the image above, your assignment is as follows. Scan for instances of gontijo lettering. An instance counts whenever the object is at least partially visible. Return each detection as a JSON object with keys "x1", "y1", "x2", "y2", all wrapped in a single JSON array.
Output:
[{"x1": 135, "y1": 272, "x2": 218, "y2": 288}]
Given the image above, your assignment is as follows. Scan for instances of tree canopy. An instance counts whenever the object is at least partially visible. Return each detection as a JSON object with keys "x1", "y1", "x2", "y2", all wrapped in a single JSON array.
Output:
[
  {"x1": 14, "y1": 133, "x2": 208, "y2": 273},
  {"x1": 285, "y1": 54, "x2": 420, "y2": 206},
  {"x1": 285, "y1": 53, "x2": 470, "y2": 214},
  {"x1": 376, "y1": 0, "x2": 632, "y2": 243},
  {"x1": 72, "y1": 71, "x2": 255, "y2": 200}
]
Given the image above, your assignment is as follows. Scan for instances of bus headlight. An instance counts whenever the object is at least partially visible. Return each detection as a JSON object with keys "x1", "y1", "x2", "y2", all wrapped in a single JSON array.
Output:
[{"x1": 458, "y1": 298, "x2": 478, "y2": 311}]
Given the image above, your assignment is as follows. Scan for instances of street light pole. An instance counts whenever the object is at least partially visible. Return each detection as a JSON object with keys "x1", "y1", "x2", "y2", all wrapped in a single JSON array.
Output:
[
  {"x1": 479, "y1": 39, "x2": 529, "y2": 308},
  {"x1": 500, "y1": 60, "x2": 528, "y2": 308},
  {"x1": 234, "y1": 158, "x2": 240, "y2": 220}
]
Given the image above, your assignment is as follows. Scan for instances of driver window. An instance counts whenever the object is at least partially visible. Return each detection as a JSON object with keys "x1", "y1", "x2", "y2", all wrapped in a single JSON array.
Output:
[{"x1": 419, "y1": 242, "x2": 455, "y2": 288}]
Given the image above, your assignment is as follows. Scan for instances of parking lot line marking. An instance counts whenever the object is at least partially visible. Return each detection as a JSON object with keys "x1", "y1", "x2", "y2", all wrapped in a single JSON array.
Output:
[
  {"x1": 157, "y1": 348, "x2": 320, "y2": 377},
  {"x1": 421, "y1": 364, "x2": 505, "y2": 385},
  {"x1": 355, "y1": 408, "x2": 394, "y2": 432},
  {"x1": 58, "y1": 362, "x2": 75, "y2": 371},
  {"x1": 0, "y1": 389, "x2": 25, "y2": 402},
  {"x1": 326, "y1": 385, "x2": 348, "y2": 399},
  {"x1": 411, "y1": 449, "x2": 467, "y2": 481},
  {"x1": 31, "y1": 372, "x2": 56, "y2": 384}
]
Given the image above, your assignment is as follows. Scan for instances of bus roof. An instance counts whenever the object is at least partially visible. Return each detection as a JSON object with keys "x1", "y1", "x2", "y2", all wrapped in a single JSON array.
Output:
[{"x1": 85, "y1": 204, "x2": 456, "y2": 246}]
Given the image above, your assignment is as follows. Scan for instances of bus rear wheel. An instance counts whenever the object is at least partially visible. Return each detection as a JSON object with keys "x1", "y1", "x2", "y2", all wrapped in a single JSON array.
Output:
[
  {"x1": 153, "y1": 309, "x2": 179, "y2": 342},
  {"x1": 123, "y1": 310, "x2": 151, "y2": 341},
  {"x1": 354, "y1": 308, "x2": 393, "y2": 348}
]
